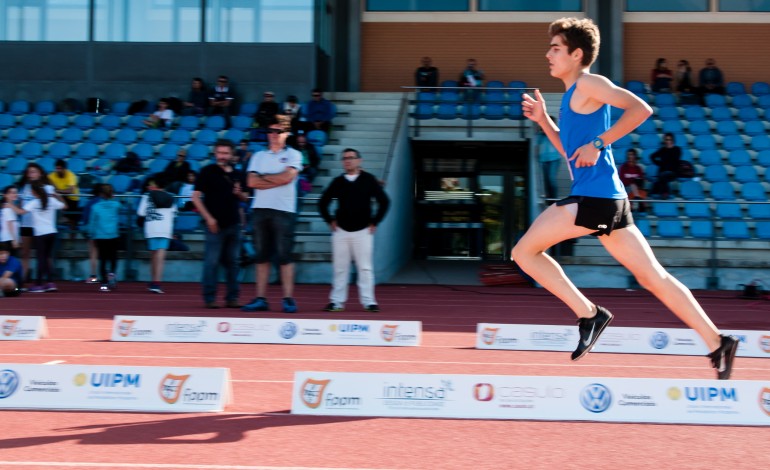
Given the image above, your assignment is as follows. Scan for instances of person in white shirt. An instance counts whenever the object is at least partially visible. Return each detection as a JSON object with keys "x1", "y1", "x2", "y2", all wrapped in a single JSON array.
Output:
[
  {"x1": 1, "y1": 186, "x2": 20, "y2": 251},
  {"x1": 17, "y1": 163, "x2": 56, "y2": 283},
  {"x1": 11, "y1": 181, "x2": 65, "y2": 292},
  {"x1": 137, "y1": 177, "x2": 177, "y2": 294},
  {"x1": 143, "y1": 98, "x2": 175, "y2": 128}
]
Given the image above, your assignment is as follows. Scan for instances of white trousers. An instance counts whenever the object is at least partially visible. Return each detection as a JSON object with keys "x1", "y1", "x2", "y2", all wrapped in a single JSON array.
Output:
[{"x1": 330, "y1": 227, "x2": 376, "y2": 306}]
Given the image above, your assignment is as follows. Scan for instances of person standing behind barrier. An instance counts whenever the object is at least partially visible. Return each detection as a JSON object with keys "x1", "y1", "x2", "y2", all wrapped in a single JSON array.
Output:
[
  {"x1": 318, "y1": 149, "x2": 390, "y2": 313},
  {"x1": 415, "y1": 56, "x2": 439, "y2": 90},
  {"x1": 87, "y1": 184, "x2": 121, "y2": 293},
  {"x1": 80, "y1": 184, "x2": 104, "y2": 284},
  {"x1": 242, "y1": 116, "x2": 302, "y2": 314},
  {"x1": 192, "y1": 139, "x2": 247, "y2": 309},
  {"x1": 1, "y1": 186, "x2": 21, "y2": 253},
  {"x1": 538, "y1": 117, "x2": 562, "y2": 200},
  {"x1": 649, "y1": 132, "x2": 681, "y2": 199},
  {"x1": 137, "y1": 176, "x2": 177, "y2": 294},
  {"x1": 17, "y1": 163, "x2": 55, "y2": 284}
]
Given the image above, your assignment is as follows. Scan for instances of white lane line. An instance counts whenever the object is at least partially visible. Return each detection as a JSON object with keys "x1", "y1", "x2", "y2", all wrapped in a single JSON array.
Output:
[
  {"x1": 42, "y1": 360, "x2": 66, "y2": 365},
  {"x1": 0, "y1": 462, "x2": 398, "y2": 470}
]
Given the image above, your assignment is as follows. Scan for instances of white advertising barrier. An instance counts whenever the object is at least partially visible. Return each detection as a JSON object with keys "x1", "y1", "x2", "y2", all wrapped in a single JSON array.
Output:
[
  {"x1": 476, "y1": 324, "x2": 770, "y2": 358},
  {"x1": 0, "y1": 364, "x2": 231, "y2": 412},
  {"x1": 0, "y1": 316, "x2": 48, "y2": 340},
  {"x1": 112, "y1": 315, "x2": 420, "y2": 347},
  {"x1": 291, "y1": 371, "x2": 770, "y2": 426}
]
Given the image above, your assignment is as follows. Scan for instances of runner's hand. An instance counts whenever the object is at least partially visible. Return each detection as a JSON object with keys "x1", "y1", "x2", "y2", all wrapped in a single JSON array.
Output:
[
  {"x1": 522, "y1": 89, "x2": 547, "y2": 124},
  {"x1": 569, "y1": 143, "x2": 601, "y2": 168}
]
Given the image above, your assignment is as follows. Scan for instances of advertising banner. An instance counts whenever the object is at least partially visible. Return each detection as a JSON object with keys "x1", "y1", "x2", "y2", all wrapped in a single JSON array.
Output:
[
  {"x1": 0, "y1": 316, "x2": 47, "y2": 340},
  {"x1": 476, "y1": 324, "x2": 770, "y2": 358},
  {"x1": 0, "y1": 364, "x2": 231, "y2": 412},
  {"x1": 112, "y1": 315, "x2": 420, "y2": 347},
  {"x1": 291, "y1": 371, "x2": 770, "y2": 426}
]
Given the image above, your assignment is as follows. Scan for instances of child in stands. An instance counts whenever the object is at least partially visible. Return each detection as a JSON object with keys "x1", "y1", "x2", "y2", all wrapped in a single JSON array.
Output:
[{"x1": 87, "y1": 184, "x2": 121, "y2": 292}]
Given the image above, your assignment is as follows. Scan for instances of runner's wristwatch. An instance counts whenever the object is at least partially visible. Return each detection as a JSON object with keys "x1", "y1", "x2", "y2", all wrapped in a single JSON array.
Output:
[{"x1": 592, "y1": 136, "x2": 605, "y2": 150}]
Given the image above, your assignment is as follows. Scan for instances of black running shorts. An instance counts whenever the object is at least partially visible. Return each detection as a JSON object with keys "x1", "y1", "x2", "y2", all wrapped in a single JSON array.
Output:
[{"x1": 556, "y1": 195, "x2": 634, "y2": 236}]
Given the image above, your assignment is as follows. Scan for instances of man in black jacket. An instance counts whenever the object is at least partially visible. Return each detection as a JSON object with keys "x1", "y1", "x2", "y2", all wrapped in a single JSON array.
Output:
[{"x1": 318, "y1": 148, "x2": 390, "y2": 313}]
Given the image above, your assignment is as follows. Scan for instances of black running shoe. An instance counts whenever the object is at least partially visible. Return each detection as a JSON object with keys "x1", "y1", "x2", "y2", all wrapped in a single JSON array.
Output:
[
  {"x1": 571, "y1": 305, "x2": 614, "y2": 361},
  {"x1": 708, "y1": 335, "x2": 739, "y2": 380}
]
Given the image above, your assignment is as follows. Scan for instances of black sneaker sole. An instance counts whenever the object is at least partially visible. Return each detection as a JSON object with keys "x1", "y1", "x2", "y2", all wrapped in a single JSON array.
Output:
[
  {"x1": 716, "y1": 336, "x2": 740, "y2": 380},
  {"x1": 571, "y1": 309, "x2": 614, "y2": 361}
]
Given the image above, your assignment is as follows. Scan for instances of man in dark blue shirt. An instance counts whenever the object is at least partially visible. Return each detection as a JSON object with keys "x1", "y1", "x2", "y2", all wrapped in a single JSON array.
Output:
[{"x1": 0, "y1": 242, "x2": 22, "y2": 296}]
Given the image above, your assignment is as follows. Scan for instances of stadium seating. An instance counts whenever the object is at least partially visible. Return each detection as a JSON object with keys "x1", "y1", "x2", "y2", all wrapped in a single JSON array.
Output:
[
  {"x1": 722, "y1": 221, "x2": 750, "y2": 239},
  {"x1": 689, "y1": 220, "x2": 714, "y2": 238}
]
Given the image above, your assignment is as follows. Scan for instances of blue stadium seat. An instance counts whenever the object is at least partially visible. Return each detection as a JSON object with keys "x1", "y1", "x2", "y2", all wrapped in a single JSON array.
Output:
[
  {"x1": 6, "y1": 127, "x2": 29, "y2": 144},
  {"x1": 231, "y1": 115, "x2": 252, "y2": 131},
  {"x1": 68, "y1": 158, "x2": 87, "y2": 173},
  {"x1": 508, "y1": 80, "x2": 527, "y2": 90},
  {"x1": 47, "y1": 142, "x2": 71, "y2": 159},
  {"x1": 4, "y1": 156, "x2": 27, "y2": 175},
  {"x1": 0, "y1": 113, "x2": 16, "y2": 130},
  {"x1": 110, "y1": 101, "x2": 131, "y2": 116},
  {"x1": 684, "y1": 107, "x2": 706, "y2": 121},
  {"x1": 506, "y1": 105, "x2": 523, "y2": 120},
  {"x1": 742, "y1": 179, "x2": 767, "y2": 201},
  {"x1": 694, "y1": 135, "x2": 718, "y2": 151},
  {"x1": 728, "y1": 150, "x2": 753, "y2": 168},
  {"x1": 661, "y1": 120, "x2": 684, "y2": 134},
  {"x1": 680, "y1": 180, "x2": 706, "y2": 200},
  {"x1": 438, "y1": 90, "x2": 460, "y2": 103},
  {"x1": 635, "y1": 119, "x2": 657, "y2": 135},
  {"x1": 722, "y1": 221, "x2": 750, "y2": 239},
  {"x1": 148, "y1": 159, "x2": 168, "y2": 174},
  {"x1": 417, "y1": 91, "x2": 437, "y2": 103},
  {"x1": 32, "y1": 127, "x2": 56, "y2": 144},
  {"x1": 90, "y1": 158, "x2": 112, "y2": 174},
  {"x1": 175, "y1": 213, "x2": 202, "y2": 232},
  {"x1": 730, "y1": 94, "x2": 753, "y2": 108},
  {"x1": 710, "y1": 181, "x2": 736, "y2": 200},
  {"x1": 239, "y1": 102, "x2": 260, "y2": 116},
  {"x1": 168, "y1": 129, "x2": 191, "y2": 146},
  {"x1": 716, "y1": 202, "x2": 742, "y2": 219},
  {"x1": 0, "y1": 173, "x2": 12, "y2": 188},
  {"x1": 141, "y1": 128, "x2": 164, "y2": 145},
  {"x1": 8, "y1": 100, "x2": 30, "y2": 115},
  {"x1": 412, "y1": 103, "x2": 434, "y2": 120},
  {"x1": 21, "y1": 142, "x2": 43, "y2": 159},
  {"x1": 743, "y1": 120, "x2": 766, "y2": 137},
  {"x1": 689, "y1": 220, "x2": 714, "y2": 238},
  {"x1": 73, "y1": 114, "x2": 96, "y2": 129},
  {"x1": 441, "y1": 80, "x2": 458, "y2": 88},
  {"x1": 60, "y1": 127, "x2": 84, "y2": 144},
  {"x1": 186, "y1": 143, "x2": 209, "y2": 160},
  {"x1": 726, "y1": 82, "x2": 746, "y2": 96},
  {"x1": 657, "y1": 220, "x2": 685, "y2": 238},
  {"x1": 461, "y1": 103, "x2": 481, "y2": 120},
  {"x1": 709, "y1": 106, "x2": 732, "y2": 121},
  {"x1": 75, "y1": 142, "x2": 99, "y2": 159},
  {"x1": 751, "y1": 81, "x2": 770, "y2": 96},
  {"x1": 758, "y1": 94, "x2": 770, "y2": 109},
  {"x1": 109, "y1": 174, "x2": 133, "y2": 194},
  {"x1": 653, "y1": 93, "x2": 676, "y2": 107},
  {"x1": 482, "y1": 89, "x2": 505, "y2": 105},
  {"x1": 204, "y1": 115, "x2": 226, "y2": 131},
  {"x1": 684, "y1": 202, "x2": 712, "y2": 218},
  {"x1": 46, "y1": 114, "x2": 69, "y2": 130},
  {"x1": 87, "y1": 128, "x2": 110, "y2": 145},
  {"x1": 37, "y1": 157, "x2": 56, "y2": 174},
  {"x1": 131, "y1": 143, "x2": 155, "y2": 160},
  {"x1": 486, "y1": 80, "x2": 504, "y2": 88},
  {"x1": 756, "y1": 222, "x2": 770, "y2": 239},
  {"x1": 738, "y1": 107, "x2": 760, "y2": 121},
  {"x1": 625, "y1": 80, "x2": 646, "y2": 94},
  {"x1": 125, "y1": 115, "x2": 147, "y2": 130},
  {"x1": 194, "y1": 129, "x2": 218, "y2": 145},
  {"x1": 20, "y1": 114, "x2": 43, "y2": 129},
  {"x1": 98, "y1": 114, "x2": 122, "y2": 131},
  {"x1": 34, "y1": 100, "x2": 56, "y2": 115},
  {"x1": 721, "y1": 135, "x2": 745, "y2": 151},
  {"x1": 748, "y1": 203, "x2": 770, "y2": 220},
  {"x1": 688, "y1": 120, "x2": 710, "y2": 135},
  {"x1": 751, "y1": 135, "x2": 770, "y2": 152},
  {"x1": 178, "y1": 115, "x2": 201, "y2": 131},
  {"x1": 436, "y1": 103, "x2": 458, "y2": 120},
  {"x1": 756, "y1": 150, "x2": 770, "y2": 167},
  {"x1": 307, "y1": 130, "x2": 328, "y2": 147},
  {"x1": 697, "y1": 149, "x2": 722, "y2": 166},
  {"x1": 635, "y1": 219, "x2": 651, "y2": 237},
  {"x1": 610, "y1": 106, "x2": 623, "y2": 122},
  {"x1": 0, "y1": 142, "x2": 15, "y2": 159},
  {"x1": 104, "y1": 142, "x2": 127, "y2": 160},
  {"x1": 715, "y1": 120, "x2": 739, "y2": 136},
  {"x1": 158, "y1": 144, "x2": 180, "y2": 160},
  {"x1": 638, "y1": 134, "x2": 660, "y2": 149},
  {"x1": 644, "y1": 160, "x2": 658, "y2": 179},
  {"x1": 115, "y1": 128, "x2": 138, "y2": 145},
  {"x1": 652, "y1": 202, "x2": 679, "y2": 218},
  {"x1": 657, "y1": 106, "x2": 679, "y2": 121},
  {"x1": 223, "y1": 129, "x2": 244, "y2": 143},
  {"x1": 735, "y1": 166, "x2": 760, "y2": 184},
  {"x1": 704, "y1": 94, "x2": 727, "y2": 108}
]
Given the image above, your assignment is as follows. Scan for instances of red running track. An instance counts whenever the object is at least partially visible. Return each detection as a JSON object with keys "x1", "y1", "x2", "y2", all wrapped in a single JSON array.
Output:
[{"x1": 0, "y1": 281, "x2": 768, "y2": 469}]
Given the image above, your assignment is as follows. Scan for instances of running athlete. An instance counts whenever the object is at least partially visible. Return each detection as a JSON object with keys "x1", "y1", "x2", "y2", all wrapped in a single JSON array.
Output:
[{"x1": 513, "y1": 17, "x2": 738, "y2": 379}]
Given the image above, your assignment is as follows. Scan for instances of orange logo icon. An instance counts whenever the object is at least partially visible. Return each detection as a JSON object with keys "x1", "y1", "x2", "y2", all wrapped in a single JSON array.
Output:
[
  {"x1": 482, "y1": 327, "x2": 499, "y2": 345},
  {"x1": 759, "y1": 335, "x2": 770, "y2": 354},
  {"x1": 118, "y1": 319, "x2": 135, "y2": 337},
  {"x1": 300, "y1": 378, "x2": 330, "y2": 408},
  {"x1": 760, "y1": 388, "x2": 770, "y2": 416},
  {"x1": 159, "y1": 374, "x2": 190, "y2": 404},
  {"x1": 2, "y1": 319, "x2": 19, "y2": 337},
  {"x1": 380, "y1": 324, "x2": 398, "y2": 342},
  {"x1": 474, "y1": 383, "x2": 494, "y2": 401}
]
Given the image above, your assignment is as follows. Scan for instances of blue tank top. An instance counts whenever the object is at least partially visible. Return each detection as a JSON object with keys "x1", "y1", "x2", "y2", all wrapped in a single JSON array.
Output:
[{"x1": 559, "y1": 81, "x2": 626, "y2": 199}]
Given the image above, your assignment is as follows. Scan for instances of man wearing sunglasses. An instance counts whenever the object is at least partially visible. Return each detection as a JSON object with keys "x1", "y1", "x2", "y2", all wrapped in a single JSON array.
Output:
[{"x1": 242, "y1": 115, "x2": 303, "y2": 314}]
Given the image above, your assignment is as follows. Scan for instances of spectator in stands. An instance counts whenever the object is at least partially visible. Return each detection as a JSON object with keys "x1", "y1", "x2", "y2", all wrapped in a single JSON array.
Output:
[
  {"x1": 290, "y1": 134, "x2": 321, "y2": 183},
  {"x1": 234, "y1": 139, "x2": 253, "y2": 172},
  {"x1": 675, "y1": 59, "x2": 694, "y2": 94},
  {"x1": 192, "y1": 139, "x2": 248, "y2": 309},
  {"x1": 183, "y1": 77, "x2": 209, "y2": 116},
  {"x1": 48, "y1": 159, "x2": 80, "y2": 240},
  {"x1": 319, "y1": 148, "x2": 390, "y2": 313},
  {"x1": 242, "y1": 115, "x2": 302, "y2": 314},
  {"x1": 696, "y1": 58, "x2": 726, "y2": 102},
  {"x1": 163, "y1": 149, "x2": 192, "y2": 183},
  {"x1": 458, "y1": 58, "x2": 485, "y2": 101},
  {"x1": 254, "y1": 91, "x2": 280, "y2": 129},
  {"x1": 1, "y1": 186, "x2": 20, "y2": 253},
  {"x1": 18, "y1": 163, "x2": 55, "y2": 283},
  {"x1": 619, "y1": 148, "x2": 648, "y2": 212},
  {"x1": 87, "y1": 183, "x2": 120, "y2": 293},
  {"x1": 0, "y1": 242, "x2": 22, "y2": 297},
  {"x1": 415, "y1": 56, "x2": 439, "y2": 90},
  {"x1": 80, "y1": 184, "x2": 104, "y2": 284},
  {"x1": 113, "y1": 151, "x2": 143, "y2": 174},
  {"x1": 137, "y1": 175, "x2": 177, "y2": 294},
  {"x1": 650, "y1": 58, "x2": 673, "y2": 93},
  {"x1": 537, "y1": 117, "x2": 562, "y2": 200},
  {"x1": 301, "y1": 88, "x2": 335, "y2": 134},
  {"x1": 209, "y1": 75, "x2": 235, "y2": 129},
  {"x1": 142, "y1": 98, "x2": 175, "y2": 128},
  {"x1": 649, "y1": 132, "x2": 681, "y2": 199},
  {"x1": 283, "y1": 95, "x2": 302, "y2": 134},
  {"x1": 177, "y1": 170, "x2": 196, "y2": 211}
]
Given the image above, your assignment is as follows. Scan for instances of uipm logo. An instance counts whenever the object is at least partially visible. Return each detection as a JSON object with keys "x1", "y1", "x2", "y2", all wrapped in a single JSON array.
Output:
[
  {"x1": 580, "y1": 383, "x2": 612, "y2": 413},
  {"x1": 300, "y1": 378, "x2": 331, "y2": 409}
]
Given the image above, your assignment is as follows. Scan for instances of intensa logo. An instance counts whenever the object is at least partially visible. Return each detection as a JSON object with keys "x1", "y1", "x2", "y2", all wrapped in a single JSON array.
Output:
[
  {"x1": 300, "y1": 378, "x2": 331, "y2": 408},
  {"x1": 117, "y1": 319, "x2": 135, "y2": 337},
  {"x1": 2, "y1": 319, "x2": 19, "y2": 337},
  {"x1": 380, "y1": 324, "x2": 398, "y2": 342},
  {"x1": 482, "y1": 327, "x2": 499, "y2": 345},
  {"x1": 759, "y1": 387, "x2": 770, "y2": 416},
  {"x1": 473, "y1": 383, "x2": 494, "y2": 401},
  {"x1": 159, "y1": 374, "x2": 190, "y2": 404},
  {"x1": 760, "y1": 335, "x2": 770, "y2": 354}
]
